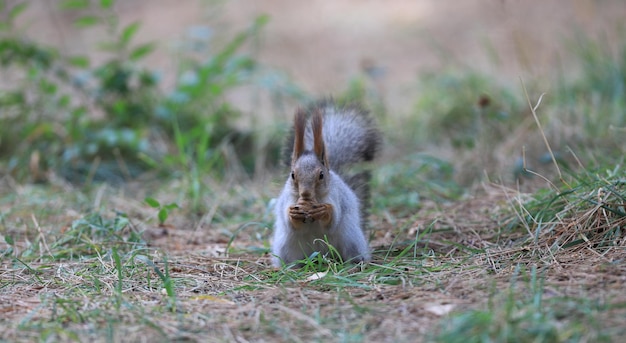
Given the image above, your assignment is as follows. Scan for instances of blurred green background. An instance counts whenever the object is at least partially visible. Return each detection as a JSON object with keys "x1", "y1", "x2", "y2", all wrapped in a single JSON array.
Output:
[{"x1": 0, "y1": 0, "x2": 624, "y2": 199}]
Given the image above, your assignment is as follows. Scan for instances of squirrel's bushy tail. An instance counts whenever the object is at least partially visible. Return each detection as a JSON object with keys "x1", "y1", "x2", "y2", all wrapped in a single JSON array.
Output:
[
  {"x1": 282, "y1": 102, "x2": 381, "y2": 170},
  {"x1": 282, "y1": 101, "x2": 381, "y2": 226}
]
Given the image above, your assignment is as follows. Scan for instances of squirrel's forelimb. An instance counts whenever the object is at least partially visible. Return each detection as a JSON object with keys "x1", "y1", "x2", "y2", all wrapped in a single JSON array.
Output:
[
  {"x1": 288, "y1": 203, "x2": 333, "y2": 228},
  {"x1": 308, "y1": 203, "x2": 333, "y2": 226}
]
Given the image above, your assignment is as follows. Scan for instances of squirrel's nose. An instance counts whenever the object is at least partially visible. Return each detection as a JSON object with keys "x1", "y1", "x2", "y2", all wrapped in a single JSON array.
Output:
[{"x1": 299, "y1": 190, "x2": 312, "y2": 200}]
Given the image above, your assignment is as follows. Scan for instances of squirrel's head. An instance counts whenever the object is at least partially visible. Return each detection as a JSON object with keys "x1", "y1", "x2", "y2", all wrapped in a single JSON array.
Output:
[{"x1": 290, "y1": 108, "x2": 330, "y2": 202}]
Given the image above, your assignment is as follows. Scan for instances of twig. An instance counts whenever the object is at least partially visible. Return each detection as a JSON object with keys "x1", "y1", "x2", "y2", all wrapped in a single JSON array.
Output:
[
  {"x1": 32, "y1": 214, "x2": 52, "y2": 259},
  {"x1": 520, "y1": 78, "x2": 570, "y2": 189},
  {"x1": 522, "y1": 145, "x2": 559, "y2": 192}
]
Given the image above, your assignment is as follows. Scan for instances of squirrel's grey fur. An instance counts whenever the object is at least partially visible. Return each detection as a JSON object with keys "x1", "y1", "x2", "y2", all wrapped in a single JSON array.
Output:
[{"x1": 272, "y1": 102, "x2": 381, "y2": 267}]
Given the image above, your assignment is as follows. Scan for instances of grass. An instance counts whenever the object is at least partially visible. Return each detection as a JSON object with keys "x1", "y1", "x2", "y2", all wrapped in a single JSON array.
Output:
[
  {"x1": 434, "y1": 267, "x2": 618, "y2": 343},
  {"x1": 2, "y1": 167, "x2": 625, "y2": 342},
  {"x1": 2, "y1": 101, "x2": 626, "y2": 342}
]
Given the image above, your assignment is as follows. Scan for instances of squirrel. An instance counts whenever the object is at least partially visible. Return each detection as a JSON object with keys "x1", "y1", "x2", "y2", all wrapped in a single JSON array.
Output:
[{"x1": 271, "y1": 102, "x2": 381, "y2": 267}]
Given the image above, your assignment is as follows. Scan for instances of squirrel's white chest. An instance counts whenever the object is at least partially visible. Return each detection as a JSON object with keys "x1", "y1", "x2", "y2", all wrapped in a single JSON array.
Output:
[
  {"x1": 286, "y1": 226, "x2": 334, "y2": 257},
  {"x1": 290, "y1": 221, "x2": 329, "y2": 238}
]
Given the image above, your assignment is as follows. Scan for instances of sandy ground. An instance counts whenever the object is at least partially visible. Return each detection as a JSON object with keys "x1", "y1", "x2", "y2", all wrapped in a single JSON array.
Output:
[{"x1": 18, "y1": 0, "x2": 626, "y2": 118}]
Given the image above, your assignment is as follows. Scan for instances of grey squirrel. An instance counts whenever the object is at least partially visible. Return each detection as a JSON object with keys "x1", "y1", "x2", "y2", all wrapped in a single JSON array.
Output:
[{"x1": 271, "y1": 102, "x2": 381, "y2": 267}]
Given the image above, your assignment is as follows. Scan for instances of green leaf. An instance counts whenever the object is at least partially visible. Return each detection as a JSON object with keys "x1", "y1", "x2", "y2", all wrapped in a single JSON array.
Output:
[
  {"x1": 4, "y1": 235, "x2": 14, "y2": 245},
  {"x1": 74, "y1": 15, "x2": 99, "y2": 28},
  {"x1": 144, "y1": 197, "x2": 160, "y2": 208},
  {"x1": 97, "y1": 41, "x2": 119, "y2": 52},
  {"x1": 67, "y1": 55, "x2": 90, "y2": 68},
  {"x1": 121, "y1": 22, "x2": 140, "y2": 47},
  {"x1": 100, "y1": 0, "x2": 113, "y2": 9},
  {"x1": 163, "y1": 203, "x2": 179, "y2": 211},
  {"x1": 112, "y1": 247, "x2": 123, "y2": 292},
  {"x1": 8, "y1": 3, "x2": 28, "y2": 22},
  {"x1": 58, "y1": 94, "x2": 70, "y2": 108},
  {"x1": 129, "y1": 43, "x2": 155, "y2": 61},
  {"x1": 254, "y1": 14, "x2": 270, "y2": 28},
  {"x1": 39, "y1": 80, "x2": 58, "y2": 95},
  {"x1": 158, "y1": 209, "x2": 168, "y2": 224},
  {"x1": 61, "y1": 0, "x2": 90, "y2": 10}
]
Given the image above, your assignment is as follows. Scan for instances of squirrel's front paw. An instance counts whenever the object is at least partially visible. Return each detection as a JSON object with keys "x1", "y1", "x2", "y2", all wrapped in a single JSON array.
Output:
[
  {"x1": 288, "y1": 203, "x2": 333, "y2": 228},
  {"x1": 288, "y1": 205, "x2": 309, "y2": 228},
  {"x1": 308, "y1": 203, "x2": 333, "y2": 227}
]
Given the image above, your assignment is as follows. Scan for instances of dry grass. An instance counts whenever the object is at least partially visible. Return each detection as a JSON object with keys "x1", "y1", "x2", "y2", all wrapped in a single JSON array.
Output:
[{"x1": 2, "y1": 175, "x2": 625, "y2": 342}]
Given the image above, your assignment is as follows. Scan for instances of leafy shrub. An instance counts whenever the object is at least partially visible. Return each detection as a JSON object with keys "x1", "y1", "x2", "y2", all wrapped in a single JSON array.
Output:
[{"x1": 0, "y1": 1, "x2": 280, "y2": 185}]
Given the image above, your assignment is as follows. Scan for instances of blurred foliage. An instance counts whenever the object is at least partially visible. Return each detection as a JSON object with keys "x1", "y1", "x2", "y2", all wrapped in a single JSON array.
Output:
[
  {"x1": 0, "y1": 0, "x2": 292, "y2": 187},
  {"x1": 556, "y1": 31, "x2": 626, "y2": 151},
  {"x1": 372, "y1": 153, "x2": 464, "y2": 216},
  {"x1": 334, "y1": 73, "x2": 387, "y2": 121},
  {"x1": 0, "y1": 0, "x2": 624, "y2": 199},
  {"x1": 411, "y1": 71, "x2": 521, "y2": 149},
  {"x1": 408, "y1": 29, "x2": 625, "y2": 155},
  {"x1": 400, "y1": 29, "x2": 626, "y2": 185}
]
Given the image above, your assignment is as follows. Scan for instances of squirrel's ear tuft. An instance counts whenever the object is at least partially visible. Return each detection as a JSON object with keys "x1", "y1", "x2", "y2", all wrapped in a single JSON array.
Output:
[
  {"x1": 292, "y1": 108, "x2": 307, "y2": 163},
  {"x1": 312, "y1": 108, "x2": 329, "y2": 168}
]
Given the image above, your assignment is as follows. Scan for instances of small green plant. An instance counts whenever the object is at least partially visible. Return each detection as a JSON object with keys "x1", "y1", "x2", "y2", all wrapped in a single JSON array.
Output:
[
  {"x1": 144, "y1": 197, "x2": 179, "y2": 226},
  {"x1": 155, "y1": 14, "x2": 270, "y2": 211},
  {"x1": 33, "y1": 211, "x2": 145, "y2": 261},
  {"x1": 2, "y1": 234, "x2": 14, "y2": 257}
]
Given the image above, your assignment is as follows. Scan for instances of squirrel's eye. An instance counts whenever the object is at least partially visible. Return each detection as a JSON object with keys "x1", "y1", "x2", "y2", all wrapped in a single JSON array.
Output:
[
  {"x1": 291, "y1": 171, "x2": 295, "y2": 180},
  {"x1": 319, "y1": 171, "x2": 324, "y2": 180}
]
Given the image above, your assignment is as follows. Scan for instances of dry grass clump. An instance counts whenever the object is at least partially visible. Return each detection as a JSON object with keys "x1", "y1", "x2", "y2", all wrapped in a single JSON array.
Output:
[
  {"x1": 535, "y1": 183, "x2": 626, "y2": 254},
  {"x1": 411, "y1": 176, "x2": 625, "y2": 259}
]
